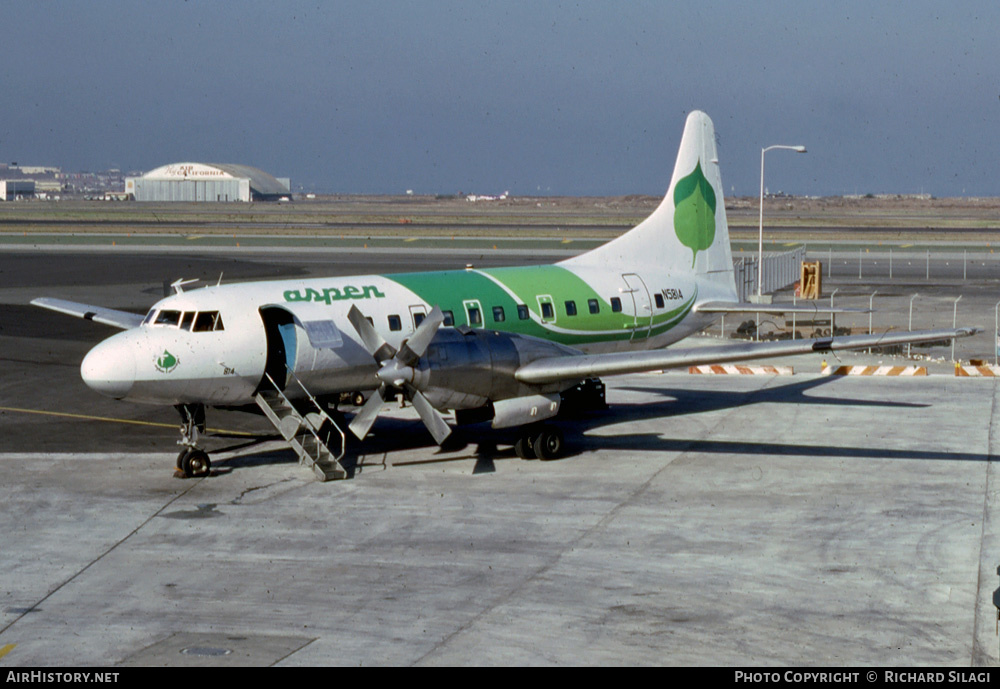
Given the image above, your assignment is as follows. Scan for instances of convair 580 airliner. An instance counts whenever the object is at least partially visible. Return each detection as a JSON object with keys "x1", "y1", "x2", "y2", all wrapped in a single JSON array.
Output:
[{"x1": 33, "y1": 111, "x2": 975, "y2": 480}]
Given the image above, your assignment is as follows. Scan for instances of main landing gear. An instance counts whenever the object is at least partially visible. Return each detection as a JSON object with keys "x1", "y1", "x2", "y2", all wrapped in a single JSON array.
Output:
[
  {"x1": 175, "y1": 403, "x2": 212, "y2": 478},
  {"x1": 513, "y1": 424, "x2": 565, "y2": 461}
]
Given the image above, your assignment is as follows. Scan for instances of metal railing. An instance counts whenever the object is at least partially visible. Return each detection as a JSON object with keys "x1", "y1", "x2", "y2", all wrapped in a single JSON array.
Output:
[
  {"x1": 732, "y1": 247, "x2": 806, "y2": 302},
  {"x1": 264, "y1": 369, "x2": 346, "y2": 466}
]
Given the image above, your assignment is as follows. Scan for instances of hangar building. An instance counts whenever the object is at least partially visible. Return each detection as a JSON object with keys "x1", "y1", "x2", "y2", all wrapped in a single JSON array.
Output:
[
  {"x1": 0, "y1": 180, "x2": 35, "y2": 201},
  {"x1": 126, "y1": 163, "x2": 290, "y2": 202}
]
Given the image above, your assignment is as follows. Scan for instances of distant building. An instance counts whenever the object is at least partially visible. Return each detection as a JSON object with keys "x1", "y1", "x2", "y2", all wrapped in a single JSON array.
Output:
[
  {"x1": 0, "y1": 180, "x2": 35, "y2": 201},
  {"x1": 126, "y1": 163, "x2": 290, "y2": 202},
  {"x1": 0, "y1": 163, "x2": 61, "y2": 194}
]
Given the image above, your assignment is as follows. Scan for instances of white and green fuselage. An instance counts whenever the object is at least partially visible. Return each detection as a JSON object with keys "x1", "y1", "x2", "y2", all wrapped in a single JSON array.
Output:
[{"x1": 100, "y1": 257, "x2": 722, "y2": 406}]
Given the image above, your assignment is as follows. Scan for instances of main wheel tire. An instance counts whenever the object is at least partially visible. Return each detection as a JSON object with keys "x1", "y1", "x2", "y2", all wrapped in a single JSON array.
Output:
[
  {"x1": 514, "y1": 434, "x2": 537, "y2": 460},
  {"x1": 182, "y1": 449, "x2": 212, "y2": 478},
  {"x1": 532, "y1": 427, "x2": 564, "y2": 460}
]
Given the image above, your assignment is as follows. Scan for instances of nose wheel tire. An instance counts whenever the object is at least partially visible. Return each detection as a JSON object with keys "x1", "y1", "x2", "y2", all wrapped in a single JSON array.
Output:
[{"x1": 177, "y1": 448, "x2": 212, "y2": 478}]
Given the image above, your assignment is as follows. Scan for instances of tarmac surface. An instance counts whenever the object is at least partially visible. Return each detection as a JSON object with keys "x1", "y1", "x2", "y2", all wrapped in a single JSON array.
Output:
[{"x1": 1, "y1": 241, "x2": 999, "y2": 666}]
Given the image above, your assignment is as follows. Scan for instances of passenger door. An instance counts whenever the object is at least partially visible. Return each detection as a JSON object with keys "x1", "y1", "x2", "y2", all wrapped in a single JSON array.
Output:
[{"x1": 621, "y1": 273, "x2": 652, "y2": 341}]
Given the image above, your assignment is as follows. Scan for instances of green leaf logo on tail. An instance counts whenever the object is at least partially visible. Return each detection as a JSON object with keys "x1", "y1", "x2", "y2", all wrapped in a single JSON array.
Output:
[
  {"x1": 673, "y1": 161, "x2": 717, "y2": 267},
  {"x1": 155, "y1": 350, "x2": 179, "y2": 373}
]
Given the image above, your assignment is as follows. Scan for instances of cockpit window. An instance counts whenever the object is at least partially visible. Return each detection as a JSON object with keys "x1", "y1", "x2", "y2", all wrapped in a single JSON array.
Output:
[
  {"x1": 145, "y1": 308, "x2": 223, "y2": 331},
  {"x1": 193, "y1": 311, "x2": 224, "y2": 332},
  {"x1": 153, "y1": 310, "x2": 182, "y2": 326}
]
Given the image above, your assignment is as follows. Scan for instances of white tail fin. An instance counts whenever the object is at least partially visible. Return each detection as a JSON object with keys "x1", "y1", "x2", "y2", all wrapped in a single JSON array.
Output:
[{"x1": 563, "y1": 111, "x2": 736, "y2": 297}]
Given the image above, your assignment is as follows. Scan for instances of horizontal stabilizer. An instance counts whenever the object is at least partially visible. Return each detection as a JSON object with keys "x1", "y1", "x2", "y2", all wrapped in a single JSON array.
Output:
[
  {"x1": 515, "y1": 328, "x2": 980, "y2": 385},
  {"x1": 31, "y1": 298, "x2": 144, "y2": 330},
  {"x1": 696, "y1": 301, "x2": 870, "y2": 315}
]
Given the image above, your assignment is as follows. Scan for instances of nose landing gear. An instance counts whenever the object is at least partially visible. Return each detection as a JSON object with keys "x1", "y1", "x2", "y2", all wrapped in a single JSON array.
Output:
[
  {"x1": 176, "y1": 447, "x2": 212, "y2": 478},
  {"x1": 175, "y1": 403, "x2": 212, "y2": 478}
]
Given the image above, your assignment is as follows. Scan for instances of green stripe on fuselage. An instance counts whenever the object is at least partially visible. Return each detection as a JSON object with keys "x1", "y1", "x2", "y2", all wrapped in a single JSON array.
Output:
[{"x1": 387, "y1": 265, "x2": 694, "y2": 346}]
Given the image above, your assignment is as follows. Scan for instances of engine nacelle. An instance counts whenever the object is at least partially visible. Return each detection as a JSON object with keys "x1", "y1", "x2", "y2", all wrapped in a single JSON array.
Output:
[{"x1": 410, "y1": 328, "x2": 581, "y2": 410}]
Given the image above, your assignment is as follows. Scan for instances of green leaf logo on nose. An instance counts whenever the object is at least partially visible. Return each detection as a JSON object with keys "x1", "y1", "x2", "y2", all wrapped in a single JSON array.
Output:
[
  {"x1": 155, "y1": 350, "x2": 179, "y2": 373},
  {"x1": 673, "y1": 161, "x2": 717, "y2": 267}
]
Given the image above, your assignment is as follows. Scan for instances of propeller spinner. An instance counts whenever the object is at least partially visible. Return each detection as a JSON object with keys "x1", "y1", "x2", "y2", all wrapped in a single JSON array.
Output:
[{"x1": 346, "y1": 305, "x2": 452, "y2": 445}]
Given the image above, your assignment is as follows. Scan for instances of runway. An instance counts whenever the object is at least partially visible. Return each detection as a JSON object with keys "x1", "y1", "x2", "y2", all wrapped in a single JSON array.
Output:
[{"x1": 1, "y1": 244, "x2": 999, "y2": 666}]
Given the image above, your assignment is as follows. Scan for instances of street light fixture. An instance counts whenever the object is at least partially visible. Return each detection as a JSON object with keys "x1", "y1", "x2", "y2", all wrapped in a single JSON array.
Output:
[{"x1": 756, "y1": 144, "x2": 807, "y2": 302}]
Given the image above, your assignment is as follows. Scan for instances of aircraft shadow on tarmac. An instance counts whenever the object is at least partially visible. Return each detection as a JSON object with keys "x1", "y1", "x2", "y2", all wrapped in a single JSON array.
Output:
[{"x1": 202, "y1": 375, "x2": 989, "y2": 479}]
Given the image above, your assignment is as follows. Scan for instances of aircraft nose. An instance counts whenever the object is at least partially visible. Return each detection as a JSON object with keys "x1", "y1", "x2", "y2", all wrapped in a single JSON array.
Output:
[{"x1": 81, "y1": 333, "x2": 136, "y2": 399}]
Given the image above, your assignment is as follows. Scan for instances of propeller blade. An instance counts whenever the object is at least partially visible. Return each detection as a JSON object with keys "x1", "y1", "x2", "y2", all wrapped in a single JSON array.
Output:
[
  {"x1": 348, "y1": 305, "x2": 450, "y2": 445},
  {"x1": 347, "y1": 305, "x2": 396, "y2": 361},
  {"x1": 409, "y1": 389, "x2": 452, "y2": 445},
  {"x1": 396, "y1": 305, "x2": 444, "y2": 365},
  {"x1": 348, "y1": 385, "x2": 386, "y2": 440}
]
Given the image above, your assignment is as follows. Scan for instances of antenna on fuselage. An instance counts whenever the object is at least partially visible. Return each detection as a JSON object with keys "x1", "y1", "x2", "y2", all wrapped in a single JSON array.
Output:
[{"x1": 170, "y1": 278, "x2": 199, "y2": 294}]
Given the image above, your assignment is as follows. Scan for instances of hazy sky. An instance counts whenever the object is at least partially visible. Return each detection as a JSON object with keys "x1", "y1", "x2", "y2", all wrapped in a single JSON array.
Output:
[{"x1": 2, "y1": 2, "x2": 998, "y2": 197}]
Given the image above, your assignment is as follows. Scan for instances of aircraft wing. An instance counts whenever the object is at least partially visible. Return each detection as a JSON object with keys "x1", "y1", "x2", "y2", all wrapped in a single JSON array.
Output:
[
  {"x1": 695, "y1": 301, "x2": 870, "y2": 315},
  {"x1": 31, "y1": 298, "x2": 145, "y2": 330},
  {"x1": 514, "y1": 328, "x2": 979, "y2": 385}
]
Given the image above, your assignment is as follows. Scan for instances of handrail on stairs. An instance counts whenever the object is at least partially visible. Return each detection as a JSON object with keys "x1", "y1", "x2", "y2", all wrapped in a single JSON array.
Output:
[{"x1": 263, "y1": 369, "x2": 347, "y2": 465}]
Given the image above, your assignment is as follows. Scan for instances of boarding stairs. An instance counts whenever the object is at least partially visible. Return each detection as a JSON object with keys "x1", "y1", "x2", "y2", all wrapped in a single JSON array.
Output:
[{"x1": 254, "y1": 369, "x2": 347, "y2": 481}]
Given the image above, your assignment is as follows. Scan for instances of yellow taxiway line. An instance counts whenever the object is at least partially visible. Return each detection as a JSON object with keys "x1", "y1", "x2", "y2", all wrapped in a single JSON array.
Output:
[
  {"x1": 0, "y1": 406, "x2": 255, "y2": 436},
  {"x1": 0, "y1": 643, "x2": 14, "y2": 660}
]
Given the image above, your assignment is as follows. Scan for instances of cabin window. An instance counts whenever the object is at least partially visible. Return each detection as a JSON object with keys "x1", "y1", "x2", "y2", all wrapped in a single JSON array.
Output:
[
  {"x1": 388, "y1": 314, "x2": 402, "y2": 331},
  {"x1": 541, "y1": 302, "x2": 554, "y2": 320},
  {"x1": 468, "y1": 306, "x2": 482, "y2": 326},
  {"x1": 654, "y1": 293, "x2": 665, "y2": 309},
  {"x1": 588, "y1": 299, "x2": 600, "y2": 314},
  {"x1": 565, "y1": 300, "x2": 577, "y2": 316},
  {"x1": 492, "y1": 306, "x2": 505, "y2": 322},
  {"x1": 193, "y1": 311, "x2": 224, "y2": 332},
  {"x1": 611, "y1": 297, "x2": 622, "y2": 313},
  {"x1": 443, "y1": 310, "x2": 455, "y2": 326},
  {"x1": 413, "y1": 312, "x2": 425, "y2": 327},
  {"x1": 154, "y1": 310, "x2": 181, "y2": 327},
  {"x1": 517, "y1": 304, "x2": 530, "y2": 320}
]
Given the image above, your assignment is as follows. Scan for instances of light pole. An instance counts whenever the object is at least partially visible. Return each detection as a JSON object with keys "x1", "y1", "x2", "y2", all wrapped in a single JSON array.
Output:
[
  {"x1": 867, "y1": 290, "x2": 877, "y2": 353},
  {"x1": 951, "y1": 295, "x2": 962, "y2": 363},
  {"x1": 908, "y1": 293, "x2": 919, "y2": 358},
  {"x1": 757, "y1": 144, "x2": 807, "y2": 303}
]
